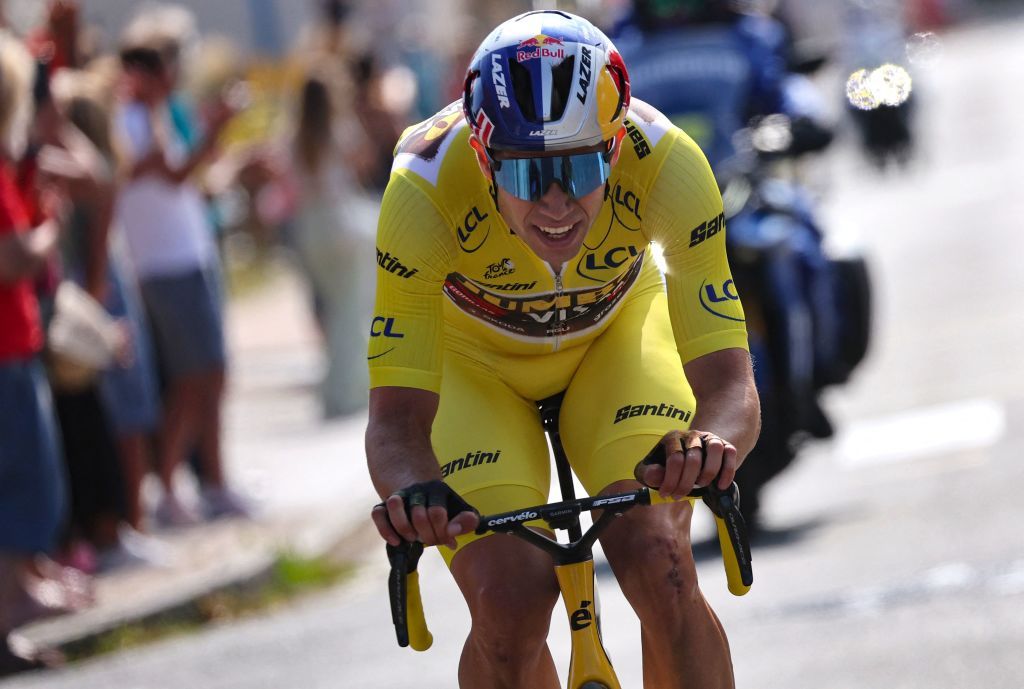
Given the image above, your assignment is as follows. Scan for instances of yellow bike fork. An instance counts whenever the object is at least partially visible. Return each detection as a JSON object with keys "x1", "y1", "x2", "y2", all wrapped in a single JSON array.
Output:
[{"x1": 555, "y1": 559, "x2": 621, "y2": 689}]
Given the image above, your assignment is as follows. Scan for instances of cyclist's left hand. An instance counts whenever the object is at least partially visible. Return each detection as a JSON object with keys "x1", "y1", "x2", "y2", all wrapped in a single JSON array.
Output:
[{"x1": 635, "y1": 430, "x2": 737, "y2": 499}]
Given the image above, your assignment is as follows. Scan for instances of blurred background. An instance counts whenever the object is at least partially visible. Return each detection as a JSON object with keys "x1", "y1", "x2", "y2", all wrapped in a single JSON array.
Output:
[{"x1": 0, "y1": 0, "x2": 1021, "y2": 687}]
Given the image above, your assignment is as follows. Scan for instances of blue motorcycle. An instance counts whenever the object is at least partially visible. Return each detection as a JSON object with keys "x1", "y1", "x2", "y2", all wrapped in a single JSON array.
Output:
[{"x1": 722, "y1": 116, "x2": 872, "y2": 527}]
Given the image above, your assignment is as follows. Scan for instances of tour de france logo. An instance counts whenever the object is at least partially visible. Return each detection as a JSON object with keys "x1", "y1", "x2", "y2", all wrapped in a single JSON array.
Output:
[{"x1": 484, "y1": 258, "x2": 515, "y2": 280}]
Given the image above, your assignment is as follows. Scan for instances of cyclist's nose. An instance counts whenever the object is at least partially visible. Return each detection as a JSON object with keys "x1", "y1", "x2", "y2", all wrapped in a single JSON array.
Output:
[{"x1": 535, "y1": 181, "x2": 573, "y2": 217}]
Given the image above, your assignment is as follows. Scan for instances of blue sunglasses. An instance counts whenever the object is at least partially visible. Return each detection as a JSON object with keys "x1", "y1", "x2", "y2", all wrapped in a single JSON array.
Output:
[{"x1": 488, "y1": 146, "x2": 614, "y2": 202}]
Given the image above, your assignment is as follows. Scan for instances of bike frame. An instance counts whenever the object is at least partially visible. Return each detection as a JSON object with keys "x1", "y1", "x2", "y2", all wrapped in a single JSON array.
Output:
[{"x1": 386, "y1": 394, "x2": 752, "y2": 689}]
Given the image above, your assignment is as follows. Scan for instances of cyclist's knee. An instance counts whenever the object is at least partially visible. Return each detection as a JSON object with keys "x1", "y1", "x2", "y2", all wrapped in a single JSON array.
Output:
[
  {"x1": 453, "y1": 538, "x2": 559, "y2": 645},
  {"x1": 601, "y1": 503, "x2": 703, "y2": 606}
]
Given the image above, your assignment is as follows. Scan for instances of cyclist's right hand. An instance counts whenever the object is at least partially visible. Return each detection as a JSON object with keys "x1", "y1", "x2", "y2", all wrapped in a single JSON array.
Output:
[{"x1": 371, "y1": 480, "x2": 480, "y2": 549}]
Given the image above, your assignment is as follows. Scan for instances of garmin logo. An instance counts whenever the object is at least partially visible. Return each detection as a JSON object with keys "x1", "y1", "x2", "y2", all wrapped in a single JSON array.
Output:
[
  {"x1": 577, "y1": 46, "x2": 592, "y2": 104},
  {"x1": 614, "y1": 403, "x2": 692, "y2": 424},
  {"x1": 486, "y1": 510, "x2": 539, "y2": 527},
  {"x1": 491, "y1": 54, "x2": 510, "y2": 108}
]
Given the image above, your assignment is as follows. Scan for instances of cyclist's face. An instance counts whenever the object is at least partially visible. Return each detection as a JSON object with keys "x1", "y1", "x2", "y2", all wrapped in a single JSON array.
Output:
[{"x1": 490, "y1": 145, "x2": 611, "y2": 268}]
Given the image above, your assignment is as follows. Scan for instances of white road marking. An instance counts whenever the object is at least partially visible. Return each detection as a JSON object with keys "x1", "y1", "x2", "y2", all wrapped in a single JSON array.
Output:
[{"x1": 835, "y1": 398, "x2": 1007, "y2": 468}]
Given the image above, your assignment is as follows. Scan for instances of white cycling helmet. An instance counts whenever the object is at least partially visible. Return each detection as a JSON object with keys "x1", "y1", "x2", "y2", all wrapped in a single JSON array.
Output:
[{"x1": 462, "y1": 10, "x2": 631, "y2": 153}]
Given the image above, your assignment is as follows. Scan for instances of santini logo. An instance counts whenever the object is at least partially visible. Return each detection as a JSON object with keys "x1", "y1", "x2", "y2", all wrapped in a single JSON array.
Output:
[
  {"x1": 376, "y1": 248, "x2": 418, "y2": 278},
  {"x1": 486, "y1": 510, "x2": 539, "y2": 527},
  {"x1": 440, "y1": 449, "x2": 502, "y2": 477},
  {"x1": 688, "y1": 212, "x2": 725, "y2": 249},
  {"x1": 614, "y1": 403, "x2": 692, "y2": 424}
]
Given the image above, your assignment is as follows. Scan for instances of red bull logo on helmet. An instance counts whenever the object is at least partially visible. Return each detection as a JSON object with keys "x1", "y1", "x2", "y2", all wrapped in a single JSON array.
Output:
[{"x1": 516, "y1": 33, "x2": 566, "y2": 62}]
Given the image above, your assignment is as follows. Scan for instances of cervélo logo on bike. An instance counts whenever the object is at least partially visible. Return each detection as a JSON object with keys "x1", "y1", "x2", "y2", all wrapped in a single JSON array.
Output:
[{"x1": 486, "y1": 510, "x2": 539, "y2": 527}]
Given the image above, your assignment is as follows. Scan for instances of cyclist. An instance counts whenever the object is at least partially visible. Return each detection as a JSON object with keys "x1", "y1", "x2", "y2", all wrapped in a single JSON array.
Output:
[{"x1": 367, "y1": 10, "x2": 759, "y2": 688}]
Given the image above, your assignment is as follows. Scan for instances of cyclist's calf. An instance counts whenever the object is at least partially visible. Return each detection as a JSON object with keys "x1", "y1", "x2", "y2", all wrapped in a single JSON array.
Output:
[{"x1": 598, "y1": 481, "x2": 735, "y2": 688}]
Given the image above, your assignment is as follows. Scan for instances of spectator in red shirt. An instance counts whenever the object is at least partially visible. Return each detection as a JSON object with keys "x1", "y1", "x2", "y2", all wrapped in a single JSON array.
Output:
[{"x1": 0, "y1": 29, "x2": 85, "y2": 674}]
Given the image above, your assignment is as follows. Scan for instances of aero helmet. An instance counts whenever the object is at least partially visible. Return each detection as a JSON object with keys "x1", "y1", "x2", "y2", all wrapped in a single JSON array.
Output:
[{"x1": 462, "y1": 10, "x2": 630, "y2": 153}]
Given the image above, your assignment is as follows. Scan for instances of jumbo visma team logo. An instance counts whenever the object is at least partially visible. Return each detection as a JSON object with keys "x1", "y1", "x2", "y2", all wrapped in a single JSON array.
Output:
[{"x1": 443, "y1": 255, "x2": 645, "y2": 340}]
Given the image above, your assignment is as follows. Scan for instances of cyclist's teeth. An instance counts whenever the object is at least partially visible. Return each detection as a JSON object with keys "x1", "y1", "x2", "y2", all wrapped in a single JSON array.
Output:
[{"x1": 539, "y1": 225, "x2": 572, "y2": 236}]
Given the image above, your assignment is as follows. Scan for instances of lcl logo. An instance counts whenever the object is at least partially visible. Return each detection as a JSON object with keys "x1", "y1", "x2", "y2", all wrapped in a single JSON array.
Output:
[
  {"x1": 698, "y1": 279, "x2": 745, "y2": 322},
  {"x1": 370, "y1": 317, "x2": 405, "y2": 338},
  {"x1": 457, "y1": 206, "x2": 490, "y2": 252}
]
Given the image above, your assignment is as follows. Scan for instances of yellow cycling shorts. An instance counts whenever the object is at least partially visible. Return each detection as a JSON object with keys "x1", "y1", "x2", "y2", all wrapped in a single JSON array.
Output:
[{"x1": 431, "y1": 282, "x2": 699, "y2": 566}]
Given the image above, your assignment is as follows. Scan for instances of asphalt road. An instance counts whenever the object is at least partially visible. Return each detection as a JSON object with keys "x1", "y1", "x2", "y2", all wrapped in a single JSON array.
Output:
[{"x1": 5, "y1": 12, "x2": 1023, "y2": 689}]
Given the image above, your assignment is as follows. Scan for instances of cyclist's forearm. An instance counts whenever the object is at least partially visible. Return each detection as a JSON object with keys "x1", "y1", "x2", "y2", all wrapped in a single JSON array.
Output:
[
  {"x1": 370, "y1": 436, "x2": 446, "y2": 495},
  {"x1": 689, "y1": 382, "x2": 760, "y2": 464},
  {"x1": 365, "y1": 386, "x2": 444, "y2": 497},
  {"x1": 684, "y1": 348, "x2": 760, "y2": 462},
  {"x1": 366, "y1": 428, "x2": 444, "y2": 498}
]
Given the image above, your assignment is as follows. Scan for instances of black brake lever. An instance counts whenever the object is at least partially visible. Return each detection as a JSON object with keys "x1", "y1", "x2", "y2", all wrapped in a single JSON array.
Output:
[{"x1": 386, "y1": 540, "x2": 424, "y2": 647}]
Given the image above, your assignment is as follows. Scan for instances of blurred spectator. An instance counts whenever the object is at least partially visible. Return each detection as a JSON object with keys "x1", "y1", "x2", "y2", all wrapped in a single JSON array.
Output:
[
  {"x1": 287, "y1": 62, "x2": 376, "y2": 418},
  {"x1": 351, "y1": 52, "x2": 405, "y2": 194},
  {"x1": 113, "y1": 25, "x2": 244, "y2": 525},
  {"x1": 24, "y1": 0, "x2": 79, "y2": 71},
  {"x1": 46, "y1": 66, "x2": 169, "y2": 569},
  {"x1": 0, "y1": 28, "x2": 91, "y2": 674},
  {"x1": 27, "y1": 55, "x2": 127, "y2": 575}
]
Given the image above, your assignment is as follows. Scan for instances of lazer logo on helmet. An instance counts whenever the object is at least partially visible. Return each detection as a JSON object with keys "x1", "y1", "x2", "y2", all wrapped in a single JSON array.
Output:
[
  {"x1": 490, "y1": 54, "x2": 510, "y2": 108},
  {"x1": 516, "y1": 34, "x2": 565, "y2": 62},
  {"x1": 529, "y1": 129, "x2": 558, "y2": 136},
  {"x1": 576, "y1": 46, "x2": 592, "y2": 104}
]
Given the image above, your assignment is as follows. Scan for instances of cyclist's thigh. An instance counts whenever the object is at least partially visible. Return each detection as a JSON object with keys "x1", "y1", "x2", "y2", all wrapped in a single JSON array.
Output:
[
  {"x1": 432, "y1": 350, "x2": 550, "y2": 567},
  {"x1": 561, "y1": 287, "x2": 697, "y2": 495}
]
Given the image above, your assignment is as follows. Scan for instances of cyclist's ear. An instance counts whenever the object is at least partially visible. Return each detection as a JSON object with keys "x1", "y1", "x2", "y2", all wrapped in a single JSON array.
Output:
[{"x1": 467, "y1": 135, "x2": 493, "y2": 182}]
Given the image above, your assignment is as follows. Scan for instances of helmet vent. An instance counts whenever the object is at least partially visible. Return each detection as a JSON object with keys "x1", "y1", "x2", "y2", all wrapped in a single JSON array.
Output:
[
  {"x1": 508, "y1": 59, "x2": 538, "y2": 122},
  {"x1": 549, "y1": 56, "x2": 576, "y2": 122}
]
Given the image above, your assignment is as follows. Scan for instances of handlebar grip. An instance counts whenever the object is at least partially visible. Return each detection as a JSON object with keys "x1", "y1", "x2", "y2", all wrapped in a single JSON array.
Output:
[
  {"x1": 702, "y1": 483, "x2": 753, "y2": 596},
  {"x1": 645, "y1": 486, "x2": 753, "y2": 596},
  {"x1": 405, "y1": 570, "x2": 433, "y2": 651},
  {"x1": 387, "y1": 541, "x2": 433, "y2": 651},
  {"x1": 713, "y1": 515, "x2": 752, "y2": 596}
]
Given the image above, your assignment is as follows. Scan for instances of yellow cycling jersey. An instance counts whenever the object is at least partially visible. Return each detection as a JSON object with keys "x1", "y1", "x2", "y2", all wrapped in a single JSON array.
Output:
[{"x1": 368, "y1": 98, "x2": 747, "y2": 393}]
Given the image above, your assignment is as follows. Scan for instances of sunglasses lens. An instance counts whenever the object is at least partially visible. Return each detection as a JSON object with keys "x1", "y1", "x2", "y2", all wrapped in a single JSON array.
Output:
[{"x1": 493, "y1": 151, "x2": 610, "y2": 202}]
